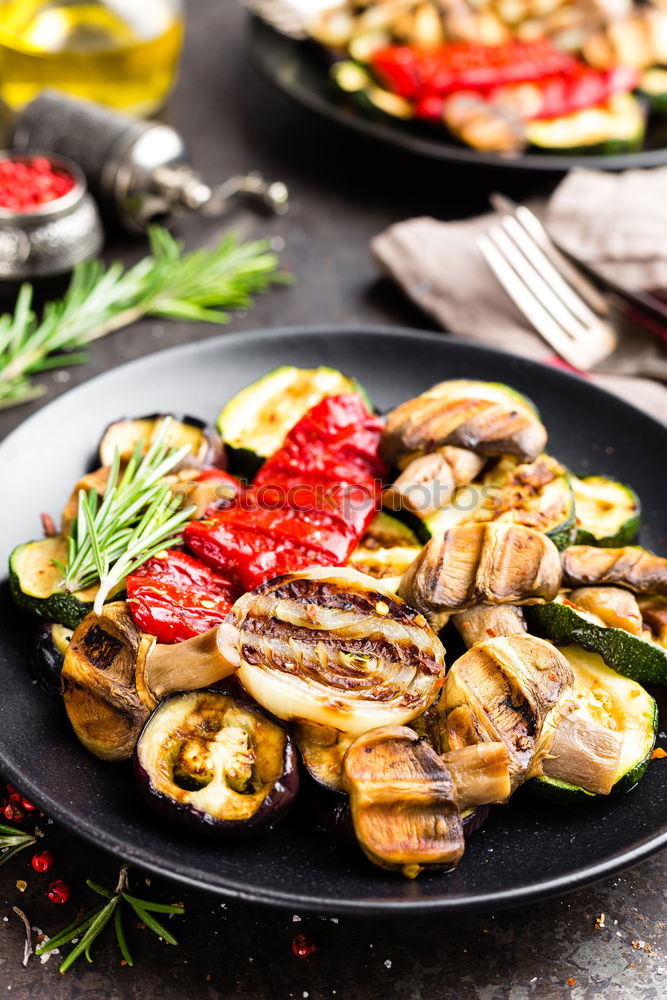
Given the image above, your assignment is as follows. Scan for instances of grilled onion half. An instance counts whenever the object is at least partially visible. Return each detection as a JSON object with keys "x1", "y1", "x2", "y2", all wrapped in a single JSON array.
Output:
[{"x1": 233, "y1": 568, "x2": 446, "y2": 735}]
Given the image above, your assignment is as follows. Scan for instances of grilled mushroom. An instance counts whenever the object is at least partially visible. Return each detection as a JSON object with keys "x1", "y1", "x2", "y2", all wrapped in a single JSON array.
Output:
[
  {"x1": 399, "y1": 522, "x2": 561, "y2": 621},
  {"x1": 538, "y1": 706, "x2": 623, "y2": 796},
  {"x1": 638, "y1": 595, "x2": 667, "y2": 647},
  {"x1": 442, "y1": 634, "x2": 574, "y2": 790},
  {"x1": 380, "y1": 379, "x2": 547, "y2": 467},
  {"x1": 561, "y1": 546, "x2": 667, "y2": 595},
  {"x1": 343, "y1": 726, "x2": 465, "y2": 877},
  {"x1": 61, "y1": 602, "x2": 240, "y2": 761},
  {"x1": 233, "y1": 567, "x2": 446, "y2": 736},
  {"x1": 440, "y1": 743, "x2": 511, "y2": 809},
  {"x1": 291, "y1": 720, "x2": 353, "y2": 792},
  {"x1": 568, "y1": 586, "x2": 643, "y2": 636},
  {"x1": 383, "y1": 447, "x2": 485, "y2": 518},
  {"x1": 451, "y1": 604, "x2": 527, "y2": 648}
]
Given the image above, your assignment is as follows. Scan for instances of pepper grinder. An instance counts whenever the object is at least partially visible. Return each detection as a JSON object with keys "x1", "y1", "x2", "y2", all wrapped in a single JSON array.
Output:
[{"x1": 10, "y1": 90, "x2": 289, "y2": 234}]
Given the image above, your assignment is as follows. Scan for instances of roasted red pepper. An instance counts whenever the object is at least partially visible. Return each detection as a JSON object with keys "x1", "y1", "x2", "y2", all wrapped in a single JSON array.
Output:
[
  {"x1": 489, "y1": 64, "x2": 639, "y2": 121},
  {"x1": 184, "y1": 394, "x2": 386, "y2": 591},
  {"x1": 371, "y1": 40, "x2": 577, "y2": 99},
  {"x1": 127, "y1": 549, "x2": 238, "y2": 643}
]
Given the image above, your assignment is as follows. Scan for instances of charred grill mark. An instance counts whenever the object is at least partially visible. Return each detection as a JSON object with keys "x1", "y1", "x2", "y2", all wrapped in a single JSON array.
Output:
[{"x1": 80, "y1": 626, "x2": 124, "y2": 671}]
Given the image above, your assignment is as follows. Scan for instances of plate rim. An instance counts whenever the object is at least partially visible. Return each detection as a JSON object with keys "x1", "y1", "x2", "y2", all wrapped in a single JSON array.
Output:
[
  {"x1": 248, "y1": 17, "x2": 667, "y2": 174},
  {"x1": 1, "y1": 321, "x2": 666, "y2": 915}
]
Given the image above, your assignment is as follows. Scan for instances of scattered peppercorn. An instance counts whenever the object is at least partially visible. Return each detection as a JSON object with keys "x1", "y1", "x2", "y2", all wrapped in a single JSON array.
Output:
[
  {"x1": 47, "y1": 880, "x2": 71, "y2": 904},
  {"x1": 0, "y1": 157, "x2": 75, "y2": 213},
  {"x1": 31, "y1": 850, "x2": 55, "y2": 873},
  {"x1": 292, "y1": 934, "x2": 317, "y2": 958}
]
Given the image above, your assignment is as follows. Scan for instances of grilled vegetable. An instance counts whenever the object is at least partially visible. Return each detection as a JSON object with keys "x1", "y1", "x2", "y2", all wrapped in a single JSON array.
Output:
[
  {"x1": 441, "y1": 743, "x2": 511, "y2": 809},
  {"x1": 383, "y1": 447, "x2": 484, "y2": 518},
  {"x1": 568, "y1": 586, "x2": 643, "y2": 636},
  {"x1": 332, "y1": 61, "x2": 415, "y2": 119},
  {"x1": 217, "y1": 366, "x2": 369, "y2": 476},
  {"x1": 380, "y1": 379, "x2": 547, "y2": 467},
  {"x1": 98, "y1": 414, "x2": 224, "y2": 471},
  {"x1": 232, "y1": 567, "x2": 446, "y2": 736},
  {"x1": 343, "y1": 725, "x2": 465, "y2": 877},
  {"x1": 442, "y1": 634, "x2": 574, "y2": 789},
  {"x1": 442, "y1": 91, "x2": 527, "y2": 153},
  {"x1": 526, "y1": 94, "x2": 646, "y2": 155},
  {"x1": 127, "y1": 549, "x2": 239, "y2": 644},
  {"x1": 187, "y1": 394, "x2": 386, "y2": 591},
  {"x1": 561, "y1": 546, "x2": 667, "y2": 595},
  {"x1": 638, "y1": 68, "x2": 667, "y2": 114},
  {"x1": 399, "y1": 522, "x2": 562, "y2": 621},
  {"x1": 348, "y1": 512, "x2": 422, "y2": 591},
  {"x1": 61, "y1": 602, "x2": 240, "y2": 761},
  {"x1": 134, "y1": 690, "x2": 299, "y2": 836},
  {"x1": 583, "y1": 8, "x2": 667, "y2": 72},
  {"x1": 425, "y1": 453, "x2": 576, "y2": 550},
  {"x1": 30, "y1": 622, "x2": 72, "y2": 696},
  {"x1": 9, "y1": 535, "x2": 116, "y2": 629},
  {"x1": 639, "y1": 594, "x2": 667, "y2": 647},
  {"x1": 525, "y1": 595, "x2": 667, "y2": 686},
  {"x1": 531, "y1": 646, "x2": 657, "y2": 802},
  {"x1": 571, "y1": 475, "x2": 640, "y2": 547},
  {"x1": 451, "y1": 603, "x2": 527, "y2": 647},
  {"x1": 292, "y1": 720, "x2": 353, "y2": 792}
]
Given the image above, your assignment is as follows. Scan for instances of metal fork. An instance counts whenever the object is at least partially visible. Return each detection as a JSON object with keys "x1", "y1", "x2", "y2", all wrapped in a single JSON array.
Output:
[{"x1": 478, "y1": 198, "x2": 618, "y2": 370}]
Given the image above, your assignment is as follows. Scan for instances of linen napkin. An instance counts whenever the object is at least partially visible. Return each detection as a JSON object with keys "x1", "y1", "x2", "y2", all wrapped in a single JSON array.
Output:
[{"x1": 371, "y1": 166, "x2": 667, "y2": 423}]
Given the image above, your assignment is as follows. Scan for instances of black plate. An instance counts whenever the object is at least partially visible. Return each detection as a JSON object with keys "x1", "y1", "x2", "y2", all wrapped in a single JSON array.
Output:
[
  {"x1": 1, "y1": 325, "x2": 666, "y2": 915},
  {"x1": 249, "y1": 17, "x2": 667, "y2": 173}
]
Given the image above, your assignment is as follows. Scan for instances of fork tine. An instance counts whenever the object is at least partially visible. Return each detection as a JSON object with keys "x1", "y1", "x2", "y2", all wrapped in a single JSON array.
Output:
[
  {"x1": 498, "y1": 215, "x2": 600, "y2": 327},
  {"x1": 487, "y1": 225, "x2": 591, "y2": 340},
  {"x1": 491, "y1": 194, "x2": 609, "y2": 316},
  {"x1": 477, "y1": 234, "x2": 585, "y2": 368}
]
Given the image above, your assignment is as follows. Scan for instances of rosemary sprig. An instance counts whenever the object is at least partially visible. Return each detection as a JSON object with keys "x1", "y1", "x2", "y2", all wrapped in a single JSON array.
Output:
[
  {"x1": 0, "y1": 822, "x2": 36, "y2": 868},
  {"x1": 0, "y1": 226, "x2": 289, "y2": 409},
  {"x1": 56, "y1": 418, "x2": 196, "y2": 611},
  {"x1": 35, "y1": 865, "x2": 185, "y2": 974}
]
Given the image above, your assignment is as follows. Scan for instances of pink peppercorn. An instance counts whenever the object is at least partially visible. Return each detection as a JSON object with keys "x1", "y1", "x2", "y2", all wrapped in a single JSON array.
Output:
[
  {"x1": 47, "y1": 880, "x2": 71, "y2": 904},
  {"x1": 0, "y1": 157, "x2": 75, "y2": 212}
]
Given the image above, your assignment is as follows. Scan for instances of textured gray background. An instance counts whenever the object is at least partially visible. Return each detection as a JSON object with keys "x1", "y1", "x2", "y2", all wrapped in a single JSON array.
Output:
[{"x1": 0, "y1": 2, "x2": 665, "y2": 997}]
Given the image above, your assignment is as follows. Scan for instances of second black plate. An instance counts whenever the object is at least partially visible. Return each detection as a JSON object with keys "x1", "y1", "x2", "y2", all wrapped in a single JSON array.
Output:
[{"x1": 249, "y1": 17, "x2": 667, "y2": 172}]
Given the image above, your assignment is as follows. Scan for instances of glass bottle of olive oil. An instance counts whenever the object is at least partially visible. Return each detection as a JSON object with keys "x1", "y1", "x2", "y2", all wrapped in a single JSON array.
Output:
[{"x1": 0, "y1": 0, "x2": 184, "y2": 114}]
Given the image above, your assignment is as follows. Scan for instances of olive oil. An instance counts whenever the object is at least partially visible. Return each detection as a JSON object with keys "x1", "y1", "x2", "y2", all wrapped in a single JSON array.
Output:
[{"x1": 0, "y1": 0, "x2": 184, "y2": 114}]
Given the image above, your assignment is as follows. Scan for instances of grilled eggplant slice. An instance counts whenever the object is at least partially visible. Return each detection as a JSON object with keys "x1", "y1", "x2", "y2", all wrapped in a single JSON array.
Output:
[
  {"x1": 526, "y1": 594, "x2": 667, "y2": 686},
  {"x1": 348, "y1": 512, "x2": 422, "y2": 592},
  {"x1": 561, "y1": 546, "x2": 667, "y2": 595},
  {"x1": 425, "y1": 453, "x2": 576, "y2": 551},
  {"x1": 9, "y1": 535, "x2": 117, "y2": 629},
  {"x1": 399, "y1": 522, "x2": 562, "y2": 620},
  {"x1": 98, "y1": 414, "x2": 224, "y2": 471},
  {"x1": 442, "y1": 634, "x2": 574, "y2": 790},
  {"x1": 30, "y1": 622, "x2": 72, "y2": 696},
  {"x1": 380, "y1": 379, "x2": 547, "y2": 467},
  {"x1": 343, "y1": 726, "x2": 465, "y2": 877},
  {"x1": 217, "y1": 366, "x2": 369, "y2": 476},
  {"x1": 232, "y1": 567, "x2": 446, "y2": 736},
  {"x1": 571, "y1": 475, "x2": 640, "y2": 547},
  {"x1": 134, "y1": 690, "x2": 299, "y2": 836},
  {"x1": 531, "y1": 646, "x2": 657, "y2": 802}
]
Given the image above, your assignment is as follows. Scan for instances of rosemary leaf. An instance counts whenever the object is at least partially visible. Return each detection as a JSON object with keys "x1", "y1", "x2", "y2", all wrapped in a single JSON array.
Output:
[
  {"x1": 126, "y1": 902, "x2": 179, "y2": 946},
  {"x1": 114, "y1": 906, "x2": 133, "y2": 967},
  {"x1": 0, "y1": 226, "x2": 289, "y2": 409}
]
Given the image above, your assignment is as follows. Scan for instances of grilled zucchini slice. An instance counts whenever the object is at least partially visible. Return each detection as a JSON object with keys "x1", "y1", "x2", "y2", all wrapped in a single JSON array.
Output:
[
  {"x1": 9, "y1": 536, "x2": 116, "y2": 629},
  {"x1": 526, "y1": 595, "x2": 667, "y2": 686},
  {"x1": 349, "y1": 512, "x2": 422, "y2": 592},
  {"x1": 217, "y1": 366, "x2": 370, "y2": 476},
  {"x1": 526, "y1": 93, "x2": 645, "y2": 155},
  {"x1": 572, "y1": 474, "x2": 640, "y2": 547},
  {"x1": 531, "y1": 646, "x2": 657, "y2": 803},
  {"x1": 424, "y1": 453, "x2": 576, "y2": 550}
]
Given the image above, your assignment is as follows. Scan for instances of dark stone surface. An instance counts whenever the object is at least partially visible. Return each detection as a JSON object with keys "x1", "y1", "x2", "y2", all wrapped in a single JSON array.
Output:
[{"x1": 0, "y1": 2, "x2": 664, "y2": 997}]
